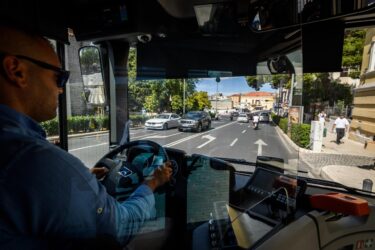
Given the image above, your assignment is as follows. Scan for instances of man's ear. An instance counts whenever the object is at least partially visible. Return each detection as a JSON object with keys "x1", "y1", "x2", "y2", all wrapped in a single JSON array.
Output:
[{"x1": 2, "y1": 56, "x2": 29, "y2": 88}]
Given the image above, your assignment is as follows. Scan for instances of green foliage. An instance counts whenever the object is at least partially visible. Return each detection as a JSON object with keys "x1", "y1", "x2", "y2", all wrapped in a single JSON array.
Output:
[
  {"x1": 129, "y1": 114, "x2": 149, "y2": 126},
  {"x1": 40, "y1": 118, "x2": 59, "y2": 136},
  {"x1": 245, "y1": 74, "x2": 291, "y2": 91},
  {"x1": 171, "y1": 95, "x2": 183, "y2": 113},
  {"x1": 279, "y1": 118, "x2": 288, "y2": 133},
  {"x1": 79, "y1": 47, "x2": 101, "y2": 74},
  {"x1": 342, "y1": 30, "x2": 366, "y2": 69},
  {"x1": 291, "y1": 124, "x2": 311, "y2": 148},
  {"x1": 271, "y1": 113, "x2": 281, "y2": 125},
  {"x1": 40, "y1": 116, "x2": 109, "y2": 137},
  {"x1": 144, "y1": 94, "x2": 160, "y2": 113},
  {"x1": 186, "y1": 91, "x2": 211, "y2": 111}
]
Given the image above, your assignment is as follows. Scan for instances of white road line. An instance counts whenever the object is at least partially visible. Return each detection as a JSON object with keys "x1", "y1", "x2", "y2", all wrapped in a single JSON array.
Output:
[
  {"x1": 146, "y1": 132, "x2": 182, "y2": 139},
  {"x1": 69, "y1": 142, "x2": 108, "y2": 152},
  {"x1": 164, "y1": 121, "x2": 235, "y2": 147},
  {"x1": 230, "y1": 138, "x2": 238, "y2": 147},
  {"x1": 132, "y1": 133, "x2": 160, "y2": 139},
  {"x1": 197, "y1": 135, "x2": 216, "y2": 149},
  {"x1": 242, "y1": 130, "x2": 246, "y2": 134}
]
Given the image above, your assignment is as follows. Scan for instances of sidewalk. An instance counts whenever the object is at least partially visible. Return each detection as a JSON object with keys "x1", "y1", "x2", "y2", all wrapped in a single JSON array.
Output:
[{"x1": 275, "y1": 122, "x2": 375, "y2": 191}]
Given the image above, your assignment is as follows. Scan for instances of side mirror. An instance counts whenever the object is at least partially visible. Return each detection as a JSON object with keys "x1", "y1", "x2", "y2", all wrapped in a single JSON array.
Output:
[
  {"x1": 78, "y1": 46, "x2": 106, "y2": 105},
  {"x1": 267, "y1": 55, "x2": 295, "y2": 74}
]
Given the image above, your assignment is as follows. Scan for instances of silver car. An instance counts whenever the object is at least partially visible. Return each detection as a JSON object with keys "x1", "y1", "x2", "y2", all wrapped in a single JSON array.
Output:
[{"x1": 145, "y1": 113, "x2": 181, "y2": 130}]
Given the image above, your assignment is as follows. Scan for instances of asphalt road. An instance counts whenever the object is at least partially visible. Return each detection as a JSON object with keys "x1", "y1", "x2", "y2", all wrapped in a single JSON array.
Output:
[{"x1": 68, "y1": 120, "x2": 300, "y2": 171}]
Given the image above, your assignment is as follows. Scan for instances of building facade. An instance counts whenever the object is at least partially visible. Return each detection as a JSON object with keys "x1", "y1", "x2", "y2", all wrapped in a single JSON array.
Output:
[
  {"x1": 350, "y1": 28, "x2": 375, "y2": 142},
  {"x1": 229, "y1": 92, "x2": 275, "y2": 111}
]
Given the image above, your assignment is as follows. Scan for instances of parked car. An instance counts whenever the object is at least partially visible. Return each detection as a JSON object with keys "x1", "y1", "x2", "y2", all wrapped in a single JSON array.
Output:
[
  {"x1": 237, "y1": 113, "x2": 249, "y2": 123},
  {"x1": 145, "y1": 113, "x2": 180, "y2": 130},
  {"x1": 178, "y1": 111, "x2": 211, "y2": 132},
  {"x1": 259, "y1": 112, "x2": 270, "y2": 122}
]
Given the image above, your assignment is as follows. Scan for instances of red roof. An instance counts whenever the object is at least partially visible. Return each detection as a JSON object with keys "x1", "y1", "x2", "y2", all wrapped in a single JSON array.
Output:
[{"x1": 242, "y1": 92, "x2": 273, "y2": 97}]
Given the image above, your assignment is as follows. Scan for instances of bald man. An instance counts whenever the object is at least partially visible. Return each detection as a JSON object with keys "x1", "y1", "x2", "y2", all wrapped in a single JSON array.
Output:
[{"x1": 0, "y1": 25, "x2": 172, "y2": 249}]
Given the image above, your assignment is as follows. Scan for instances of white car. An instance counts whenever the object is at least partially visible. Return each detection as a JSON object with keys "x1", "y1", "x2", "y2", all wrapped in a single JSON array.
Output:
[
  {"x1": 145, "y1": 113, "x2": 181, "y2": 130},
  {"x1": 237, "y1": 113, "x2": 249, "y2": 123}
]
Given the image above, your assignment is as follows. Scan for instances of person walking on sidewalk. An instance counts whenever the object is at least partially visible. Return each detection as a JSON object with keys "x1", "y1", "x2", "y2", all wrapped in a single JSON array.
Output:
[
  {"x1": 332, "y1": 114, "x2": 349, "y2": 144},
  {"x1": 318, "y1": 110, "x2": 326, "y2": 125}
]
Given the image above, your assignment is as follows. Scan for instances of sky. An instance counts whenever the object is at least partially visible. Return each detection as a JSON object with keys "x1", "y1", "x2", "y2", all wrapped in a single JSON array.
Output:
[{"x1": 196, "y1": 76, "x2": 276, "y2": 96}]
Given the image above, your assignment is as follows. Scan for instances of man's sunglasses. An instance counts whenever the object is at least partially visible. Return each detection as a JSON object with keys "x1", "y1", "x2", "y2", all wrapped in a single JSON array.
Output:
[{"x1": 0, "y1": 53, "x2": 70, "y2": 88}]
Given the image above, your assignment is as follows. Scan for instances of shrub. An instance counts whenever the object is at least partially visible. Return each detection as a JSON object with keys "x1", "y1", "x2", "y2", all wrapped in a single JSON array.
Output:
[
  {"x1": 130, "y1": 114, "x2": 149, "y2": 127},
  {"x1": 40, "y1": 118, "x2": 59, "y2": 137},
  {"x1": 40, "y1": 115, "x2": 109, "y2": 137},
  {"x1": 279, "y1": 118, "x2": 288, "y2": 133},
  {"x1": 291, "y1": 123, "x2": 311, "y2": 148},
  {"x1": 271, "y1": 113, "x2": 281, "y2": 125}
]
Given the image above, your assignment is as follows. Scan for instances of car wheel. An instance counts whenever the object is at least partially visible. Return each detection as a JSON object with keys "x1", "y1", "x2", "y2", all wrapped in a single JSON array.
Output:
[
  {"x1": 163, "y1": 123, "x2": 168, "y2": 130},
  {"x1": 207, "y1": 122, "x2": 211, "y2": 130},
  {"x1": 178, "y1": 128, "x2": 182, "y2": 132},
  {"x1": 196, "y1": 123, "x2": 202, "y2": 133}
]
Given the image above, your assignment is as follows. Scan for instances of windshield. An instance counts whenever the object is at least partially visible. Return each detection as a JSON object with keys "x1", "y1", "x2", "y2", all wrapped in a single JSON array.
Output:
[
  {"x1": 125, "y1": 28, "x2": 375, "y2": 193},
  {"x1": 184, "y1": 112, "x2": 202, "y2": 119},
  {"x1": 155, "y1": 114, "x2": 170, "y2": 119}
]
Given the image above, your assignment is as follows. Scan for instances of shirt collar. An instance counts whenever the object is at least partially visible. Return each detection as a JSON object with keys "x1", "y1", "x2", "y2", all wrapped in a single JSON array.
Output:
[{"x1": 0, "y1": 104, "x2": 47, "y2": 139}]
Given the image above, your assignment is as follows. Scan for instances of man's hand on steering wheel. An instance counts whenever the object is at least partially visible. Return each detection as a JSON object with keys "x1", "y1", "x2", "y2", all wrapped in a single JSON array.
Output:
[
  {"x1": 91, "y1": 167, "x2": 109, "y2": 179},
  {"x1": 145, "y1": 161, "x2": 173, "y2": 192}
]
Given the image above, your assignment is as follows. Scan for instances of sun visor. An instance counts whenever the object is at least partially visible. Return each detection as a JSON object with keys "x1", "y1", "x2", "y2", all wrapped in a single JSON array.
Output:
[
  {"x1": 0, "y1": 1, "x2": 69, "y2": 44},
  {"x1": 136, "y1": 42, "x2": 257, "y2": 79},
  {"x1": 302, "y1": 21, "x2": 344, "y2": 73}
]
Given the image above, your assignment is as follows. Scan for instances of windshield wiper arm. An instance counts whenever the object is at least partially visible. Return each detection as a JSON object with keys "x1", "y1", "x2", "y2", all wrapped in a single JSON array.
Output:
[
  {"x1": 304, "y1": 177, "x2": 374, "y2": 195},
  {"x1": 214, "y1": 157, "x2": 256, "y2": 166}
]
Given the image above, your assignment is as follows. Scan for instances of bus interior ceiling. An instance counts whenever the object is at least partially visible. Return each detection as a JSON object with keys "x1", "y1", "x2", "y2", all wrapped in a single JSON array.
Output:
[{"x1": 1, "y1": 0, "x2": 375, "y2": 76}]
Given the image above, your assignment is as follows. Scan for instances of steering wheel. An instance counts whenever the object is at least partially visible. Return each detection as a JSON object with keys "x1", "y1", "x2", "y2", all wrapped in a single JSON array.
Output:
[{"x1": 94, "y1": 140, "x2": 170, "y2": 197}]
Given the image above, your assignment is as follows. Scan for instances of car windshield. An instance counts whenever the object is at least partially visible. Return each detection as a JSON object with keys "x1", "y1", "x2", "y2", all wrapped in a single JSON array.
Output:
[
  {"x1": 123, "y1": 30, "x2": 375, "y2": 194},
  {"x1": 184, "y1": 113, "x2": 202, "y2": 119},
  {"x1": 155, "y1": 114, "x2": 170, "y2": 119}
]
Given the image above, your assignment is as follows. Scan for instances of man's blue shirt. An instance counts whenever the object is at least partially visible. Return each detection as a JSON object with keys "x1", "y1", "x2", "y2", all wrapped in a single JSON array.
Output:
[{"x1": 0, "y1": 104, "x2": 155, "y2": 248}]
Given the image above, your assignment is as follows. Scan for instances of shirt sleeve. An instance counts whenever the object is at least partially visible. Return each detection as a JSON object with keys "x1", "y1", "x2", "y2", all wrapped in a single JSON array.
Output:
[{"x1": 112, "y1": 184, "x2": 156, "y2": 245}]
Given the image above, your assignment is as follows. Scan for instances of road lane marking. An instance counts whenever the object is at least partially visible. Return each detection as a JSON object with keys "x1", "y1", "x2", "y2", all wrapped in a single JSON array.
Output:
[
  {"x1": 69, "y1": 142, "x2": 109, "y2": 152},
  {"x1": 242, "y1": 130, "x2": 246, "y2": 134},
  {"x1": 164, "y1": 121, "x2": 235, "y2": 147},
  {"x1": 230, "y1": 138, "x2": 238, "y2": 147},
  {"x1": 254, "y1": 139, "x2": 267, "y2": 156},
  {"x1": 197, "y1": 135, "x2": 216, "y2": 148},
  {"x1": 145, "y1": 132, "x2": 182, "y2": 139},
  {"x1": 132, "y1": 132, "x2": 160, "y2": 139}
]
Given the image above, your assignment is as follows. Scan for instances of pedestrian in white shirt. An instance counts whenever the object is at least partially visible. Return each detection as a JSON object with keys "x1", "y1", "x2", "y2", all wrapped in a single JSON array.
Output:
[
  {"x1": 332, "y1": 115, "x2": 349, "y2": 144},
  {"x1": 318, "y1": 111, "x2": 326, "y2": 125}
]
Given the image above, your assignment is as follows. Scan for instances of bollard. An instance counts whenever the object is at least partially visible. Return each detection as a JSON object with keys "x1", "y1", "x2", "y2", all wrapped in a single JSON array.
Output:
[{"x1": 362, "y1": 179, "x2": 373, "y2": 192}]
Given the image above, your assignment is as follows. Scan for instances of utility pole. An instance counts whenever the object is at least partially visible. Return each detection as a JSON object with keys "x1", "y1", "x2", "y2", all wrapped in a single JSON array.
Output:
[{"x1": 183, "y1": 79, "x2": 186, "y2": 115}]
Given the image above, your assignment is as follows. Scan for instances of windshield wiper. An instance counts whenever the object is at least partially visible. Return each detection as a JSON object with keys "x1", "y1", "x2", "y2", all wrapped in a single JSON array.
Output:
[
  {"x1": 303, "y1": 177, "x2": 375, "y2": 195},
  {"x1": 215, "y1": 157, "x2": 256, "y2": 166}
]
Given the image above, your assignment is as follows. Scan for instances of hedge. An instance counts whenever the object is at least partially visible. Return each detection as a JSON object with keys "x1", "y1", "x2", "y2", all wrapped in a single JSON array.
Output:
[
  {"x1": 40, "y1": 116, "x2": 109, "y2": 137},
  {"x1": 271, "y1": 113, "x2": 281, "y2": 125},
  {"x1": 279, "y1": 118, "x2": 288, "y2": 133},
  {"x1": 291, "y1": 123, "x2": 311, "y2": 148}
]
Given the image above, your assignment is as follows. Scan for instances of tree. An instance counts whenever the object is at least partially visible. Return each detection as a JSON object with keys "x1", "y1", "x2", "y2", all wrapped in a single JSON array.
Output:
[
  {"x1": 342, "y1": 30, "x2": 366, "y2": 78},
  {"x1": 144, "y1": 94, "x2": 159, "y2": 113},
  {"x1": 79, "y1": 47, "x2": 100, "y2": 74},
  {"x1": 245, "y1": 74, "x2": 291, "y2": 90},
  {"x1": 171, "y1": 95, "x2": 183, "y2": 113},
  {"x1": 186, "y1": 91, "x2": 211, "y2": 111}
]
